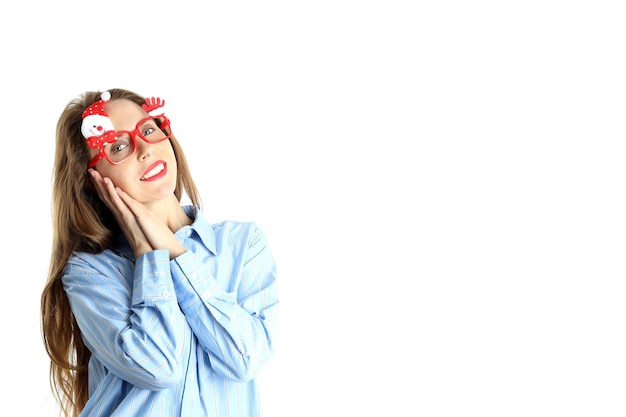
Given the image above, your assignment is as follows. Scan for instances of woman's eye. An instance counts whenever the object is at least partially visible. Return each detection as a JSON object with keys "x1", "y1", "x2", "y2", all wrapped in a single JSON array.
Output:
[
  {"x1": 111, "y1": 141, "x2": 129, "y2": 154},
  {"x1": 142, "y1": 127, "x2": 156, "y2": 136}
]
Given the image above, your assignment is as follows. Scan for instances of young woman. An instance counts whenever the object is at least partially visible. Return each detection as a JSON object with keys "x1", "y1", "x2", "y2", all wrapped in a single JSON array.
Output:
[{"x1": 41, "y1": 88, "x2": 279, "y2": 417}]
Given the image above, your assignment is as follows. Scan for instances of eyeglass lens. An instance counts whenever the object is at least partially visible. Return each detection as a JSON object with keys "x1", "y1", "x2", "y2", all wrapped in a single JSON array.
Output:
[{"x1": 105, "y1": 117, "x2": 168, "y2": 163}]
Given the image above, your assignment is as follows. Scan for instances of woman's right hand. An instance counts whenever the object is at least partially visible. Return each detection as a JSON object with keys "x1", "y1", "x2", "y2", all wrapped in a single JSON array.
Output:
[{"x1": 89, "y1": 169, "x2": 153, "y2": 258}]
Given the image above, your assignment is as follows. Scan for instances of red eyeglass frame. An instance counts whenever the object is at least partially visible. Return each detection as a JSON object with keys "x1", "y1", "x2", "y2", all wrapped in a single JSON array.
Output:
[{"x1": 87, "y1": 115, "x2": 171, "y2": 168}]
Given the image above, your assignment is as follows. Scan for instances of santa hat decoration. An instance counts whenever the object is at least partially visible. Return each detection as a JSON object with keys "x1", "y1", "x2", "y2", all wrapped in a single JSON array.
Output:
[{"x1": 81, "y1": 91, "x2": 115, "y2": 149}]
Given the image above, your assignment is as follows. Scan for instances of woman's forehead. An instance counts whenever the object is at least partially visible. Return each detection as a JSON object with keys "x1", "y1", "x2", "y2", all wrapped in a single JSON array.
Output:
[{"x1": 104, "y1": 99, "x2": 148, "y2": 129}]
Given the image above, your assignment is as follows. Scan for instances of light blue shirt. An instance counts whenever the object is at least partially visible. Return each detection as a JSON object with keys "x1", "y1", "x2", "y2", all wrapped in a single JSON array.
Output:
[{"x1": 63, "y1": 206, "x2": 279, "y2": 416}]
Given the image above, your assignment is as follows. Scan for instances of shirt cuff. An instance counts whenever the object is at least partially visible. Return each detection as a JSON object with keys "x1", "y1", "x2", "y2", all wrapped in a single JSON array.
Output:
[
  {"x1": 170, "y1": 249, "x2": 222, "y2": 309},
  {"x1": 132, "y1": 249, "x2": 176, "y2": 306}
]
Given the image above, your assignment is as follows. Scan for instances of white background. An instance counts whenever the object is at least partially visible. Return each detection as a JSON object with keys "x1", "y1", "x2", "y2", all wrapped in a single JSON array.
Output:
[{"x1": 1, "y1": 1, "x2": 625, "y2": 416}]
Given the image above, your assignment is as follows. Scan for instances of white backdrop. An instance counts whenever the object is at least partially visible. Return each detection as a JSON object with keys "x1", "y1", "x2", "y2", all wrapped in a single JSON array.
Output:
[{"x1": 2, "y1": 1, "x2": 626, "y2": 416}]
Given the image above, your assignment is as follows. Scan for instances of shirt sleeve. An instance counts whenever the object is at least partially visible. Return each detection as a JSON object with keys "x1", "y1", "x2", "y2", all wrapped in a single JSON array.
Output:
[
  {"x1": 62, "y1": 249, "x2": 192, "y2": 391},
  {"x1": 170, "y1": 222, "x2": 279, "y2": 382}
]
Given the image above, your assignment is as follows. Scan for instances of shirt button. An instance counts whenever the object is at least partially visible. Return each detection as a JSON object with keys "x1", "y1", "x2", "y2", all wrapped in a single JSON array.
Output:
[
  {"x1": 190, "y1": 273, "x2": 198, "y2": 280},
  {"x1": 162, "y1": 291, "x2": 169, "y2": 297}
]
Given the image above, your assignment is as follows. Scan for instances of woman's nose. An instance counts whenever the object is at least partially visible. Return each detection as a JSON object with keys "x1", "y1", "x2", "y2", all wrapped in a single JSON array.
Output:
[{"x1": 136, "y1": 140, "x2": 155, "y2": 160}]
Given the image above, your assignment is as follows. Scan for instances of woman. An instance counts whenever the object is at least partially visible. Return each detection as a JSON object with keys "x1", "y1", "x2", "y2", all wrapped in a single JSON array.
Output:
[{"x1": 41, "y1": 88, "x2": 279, "y2": 417}]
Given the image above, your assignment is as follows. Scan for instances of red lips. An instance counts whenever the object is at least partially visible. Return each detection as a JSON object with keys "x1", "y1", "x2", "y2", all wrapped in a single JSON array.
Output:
[{"x1": 140, "y1": 161, "x2": 167, "y2": 181}]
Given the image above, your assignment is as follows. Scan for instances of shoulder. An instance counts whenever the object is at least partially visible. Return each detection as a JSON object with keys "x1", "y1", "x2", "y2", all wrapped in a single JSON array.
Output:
[
  {"x1": 212, "y1": 220, "x2": 258, "y2": 236},
  {"x1": 212, "y1": 220, "x2": 264, "y2": 244},
  {"x1": 211, "y1": 220, "x2": 271, "y2": 254},
  {"x1": 66, "y1": 249, "x2": 119, "y2": 268},
  {"x1": 64, "y1": 249, "x2": 132, "y2": 281}
]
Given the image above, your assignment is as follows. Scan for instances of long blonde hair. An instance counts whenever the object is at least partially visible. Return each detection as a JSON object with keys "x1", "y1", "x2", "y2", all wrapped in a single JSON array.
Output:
[{"x1": 40, "y1": 88, "x2": 201, "y2": 416}]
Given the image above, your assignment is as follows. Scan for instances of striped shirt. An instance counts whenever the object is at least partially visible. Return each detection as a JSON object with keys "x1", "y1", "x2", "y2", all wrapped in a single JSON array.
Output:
[{"x1": 62, "y1": 206, "x2": 279, "y2": 416}]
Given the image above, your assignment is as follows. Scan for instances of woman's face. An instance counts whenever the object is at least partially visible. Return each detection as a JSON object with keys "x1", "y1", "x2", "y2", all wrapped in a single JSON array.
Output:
[{"x1": 88, "y1": 99, "x2": 178, "y2": 204}]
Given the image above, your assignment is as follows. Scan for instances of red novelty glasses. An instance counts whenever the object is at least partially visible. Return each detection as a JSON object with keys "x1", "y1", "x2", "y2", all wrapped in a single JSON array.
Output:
[{"x1": 87, "y1": 115, "x2": 171, "y2": 168}]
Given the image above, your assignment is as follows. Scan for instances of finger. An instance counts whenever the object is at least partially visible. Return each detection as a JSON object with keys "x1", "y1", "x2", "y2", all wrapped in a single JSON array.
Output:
[
  {"x1": 114, "y1": 187, "x2": 156, "y2": 222},
  {"x1": 114, "y1": 187, "x2": 140, "y2": 213},
  {"x1": 114, "y1": 188, "x2": 173, "y2": 245},
  {"x1": 88, "y1": 170, "x2": 113, "y2": 204},
  {"x1": 90, "y1": 172, "x2": 132, "y2": 216}
]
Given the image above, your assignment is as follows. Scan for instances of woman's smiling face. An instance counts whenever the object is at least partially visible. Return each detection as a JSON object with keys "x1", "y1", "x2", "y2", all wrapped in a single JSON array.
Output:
[{"x1": 88, "y1": 99, "x2": 178, "y2": 204}]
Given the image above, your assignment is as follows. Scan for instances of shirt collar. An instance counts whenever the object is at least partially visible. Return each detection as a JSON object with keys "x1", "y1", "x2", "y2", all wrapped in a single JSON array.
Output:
[{"x1": 181, "y1": 205, "x2": 217, "y2": 255}]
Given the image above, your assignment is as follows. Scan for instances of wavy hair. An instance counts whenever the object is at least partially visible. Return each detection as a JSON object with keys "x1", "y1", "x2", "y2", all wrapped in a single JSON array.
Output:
[{"x1": 40, "y1": 88, "x2": 201, "y2": 416}]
